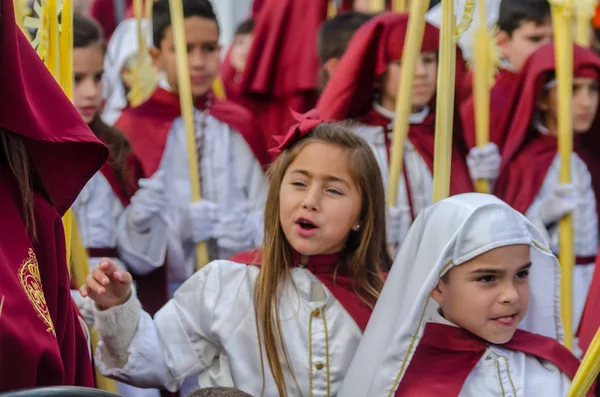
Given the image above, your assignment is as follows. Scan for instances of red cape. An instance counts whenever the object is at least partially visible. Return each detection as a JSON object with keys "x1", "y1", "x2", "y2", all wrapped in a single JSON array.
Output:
[
  {"x1": 241, "y1": 0, "x2": 329, "y2": 149},
  {"x1": 230, "y1": 250, "x2": 374, "y2": 332},
  {"x1": 396, "y1": 322, "x2": 592, "y2": 397},
  {"x1": 460, "y1": 68, "x2": 519, "y2": 150},
  {"x1": 90, "y1": 0, "x2": 133, "y2": 40},
  {"x1": 356, "y1": 109, "x2": 473, "y2": 196},
  {"x1": 0, "y1": 164, "x2": 95, "y2": 390},
  {"x1": 115, "y1": 88, "x2": 270, "y2": 177},
  {"x1": 494, "y1": 44, "x2": 600, "y2": 220},
  {"x1": 578, "y1": 250, "x2": 600, "y2": 353}
]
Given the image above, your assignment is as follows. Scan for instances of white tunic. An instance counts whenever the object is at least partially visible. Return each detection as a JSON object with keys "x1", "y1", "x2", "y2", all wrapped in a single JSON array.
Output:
[
  {"x1": 526, "y1": 152, "x2": 598, "y2": 335},
  {"x1": 117, "y1": 109, "x2": 267, "y2": 285},
  {"x1": 428, "y1": 312, "x2": 572, "y2": 397},
  {"x1": 350, "y1": 105, "x2": 433, "y2": 247},
  {"x1": 94, "y1": 260, "x2": 363, "y2": 396}
]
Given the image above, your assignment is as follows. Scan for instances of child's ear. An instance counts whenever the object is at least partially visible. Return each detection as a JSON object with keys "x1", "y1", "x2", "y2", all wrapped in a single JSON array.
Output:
[
  {"x1": 430, "y1": 281, "x2": 445, "y2": 305},
  {"x1": 496, "y1": 30, "x2": 511, "y2": 59},
  {"x1": 323, "y1": 57, "x2": 340, "y2": 79},
  {"x1": 149, "y1": 47, "x2": 163, "y2": 69}
]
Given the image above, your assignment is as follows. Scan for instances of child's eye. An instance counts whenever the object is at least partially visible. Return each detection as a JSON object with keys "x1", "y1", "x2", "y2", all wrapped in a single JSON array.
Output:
[
  {"x1": 326, "y1": 188, "x2": 343, "y2": 196},
  {"x1": 477, "y1": 275, "x2": 496, "y2": 283},
  {"x1": 515, "y1": 269, "x2": 530, "y2": 280},
  {"x1": 203, "y1": 45, "x2": 218, "y2": 53},
  {"x1": 94, "y1": 73, "x2": 103, "y2": 83},
  {"x1": 73, "y1": 74, "x2": 83, "y2": 84},
  {"x1": 291, "y1": 181, "x2": 306, "y2": 188}
]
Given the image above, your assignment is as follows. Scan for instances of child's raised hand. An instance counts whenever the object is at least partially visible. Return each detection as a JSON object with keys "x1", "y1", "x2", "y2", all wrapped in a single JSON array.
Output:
[{"x1": 80, "y1": 259, "x2": 133, "y2": 310}]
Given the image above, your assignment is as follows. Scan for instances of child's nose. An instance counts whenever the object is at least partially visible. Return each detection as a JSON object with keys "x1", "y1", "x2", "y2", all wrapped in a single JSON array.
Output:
[
  {"x1": 499, "y1": 282, "x2": 520, "y2": 304},
  {"x1": 302, "y1": 188, "x2": 320, "y2": 211}
]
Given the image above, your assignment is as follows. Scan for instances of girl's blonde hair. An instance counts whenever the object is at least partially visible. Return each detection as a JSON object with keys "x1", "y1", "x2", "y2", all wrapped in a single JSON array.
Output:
[{"x1": 253, "y1": 123, "x2": 391, "y2": 396}]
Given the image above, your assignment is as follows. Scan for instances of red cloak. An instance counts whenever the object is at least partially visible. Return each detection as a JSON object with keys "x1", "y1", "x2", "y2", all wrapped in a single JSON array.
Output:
[
  {"x1": 494, "y1": 44, "x2": 600, "y2": 222},
  {"x1": 90, "y1": 0, "x2": 133, "y2": 40},
  {"x1": 460, "y1": 67, "x2": 519, "y2": 150},
  {"x1": 396, "y1": 323, "x2": 592, "y2": 397},
  {"x1": 116, "y1": 87, "x2": 270, "y2": 177},
  {"x1": 230, "y1": 250, "x2": 375, "y2": 332},
  {"x1": 0, "y1": 0, "x2": 107, "y2": 388},
  {"x1": 316, "y1": 13, "x2": 473, "y2": 195},
  {"x1": 240, "y1": 0, "x2": 330, "y2": 149}
]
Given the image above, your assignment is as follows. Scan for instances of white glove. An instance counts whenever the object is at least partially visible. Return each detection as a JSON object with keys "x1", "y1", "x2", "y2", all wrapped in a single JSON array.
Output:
[
  {"x1": 129, "y1": 170, "x2": 167, "y2": 231},
  {"x1": 538, "y1": 183, "x2": 584, "y2": 226},
  {"x1": 214, "y1": 210, "x2": 256, "y2": 252},
  {"x1": 186, "y1": 200, "x2": 218, "y2": 243},
  {"x1": 467, "y1": 143, "x2": 501, "y2": 181},
  {"x1": 386, "y1": 205, "x2": 411, "y2": 246}
]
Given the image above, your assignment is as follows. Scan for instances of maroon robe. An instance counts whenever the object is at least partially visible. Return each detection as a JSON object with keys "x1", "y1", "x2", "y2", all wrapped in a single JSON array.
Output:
[
  {"x1": 460, "y1": 67, "x2": 519, "y2": 150},
  {"x1": 241, "y1": 0, "x2": 330, "y2": 149},
  {"x1": 0, "y1": 0, "x2": 108, "y2": 389},
  {"x1": 396, "y1": 322, "x2": 592, "y2": 397},
  {"x1": 230, "y1": 250, "x2": 376, "y2": 332},
  {"x1": 317, "y1": 13, "x2": 473, "y2": 195},
  {"x1": 90, "y1": 0, "x2": 134, "y2": 40},
  {"x1": 494, "y1": 44, "x2": 600, "y2": 230}
]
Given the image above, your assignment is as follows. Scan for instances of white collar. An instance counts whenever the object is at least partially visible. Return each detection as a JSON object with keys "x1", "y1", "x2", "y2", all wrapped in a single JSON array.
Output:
[
  {"x1": 535, "y1": 119, "x2": 551, "y2": 135},
  {"x1": 372, "y1": 102, "x2": 430, "y2": 125},
  {"x1": 158, "y1": 73, "x2": 174, "y2": 92},
  {"x1": 428, "y1": 309, "x2": 460, "y2": 328},
  {"x1": 500, "y1": 58, "x2": 518, "y2": 73}
]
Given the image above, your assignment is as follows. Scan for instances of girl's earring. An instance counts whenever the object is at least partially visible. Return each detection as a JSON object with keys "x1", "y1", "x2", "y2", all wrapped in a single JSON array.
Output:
[{"x1": 353, "y1": 224, "x2": 361, "y2": 231}]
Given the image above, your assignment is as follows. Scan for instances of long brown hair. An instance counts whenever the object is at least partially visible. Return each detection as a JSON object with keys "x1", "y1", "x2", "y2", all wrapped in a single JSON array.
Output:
[
  {"x1": 254, "y1": 123, "x2": 391, "y2": 396},
  {"x1": 74, "y1": 12, "x2": 134, "y2": 196},
  {"x1": 0, "y1": 130, "x2": 50, "y2": 240}
]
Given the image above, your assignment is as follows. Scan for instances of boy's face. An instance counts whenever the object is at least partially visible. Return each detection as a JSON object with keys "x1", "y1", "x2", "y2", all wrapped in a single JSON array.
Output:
[
  {"x1": 231, "y1": 33, "x2": 253, "y2": 73},
  {"x1": 151, "y1": 16, "x2": 221, "y2": 98},
  {"x1": 538, "y1": 77, "x2": 600, "y2": 135},
  {"x1": 498, "y1": 19, "x2": 553, "y2": 71},
  {"x1": 381, "y1": 51, "x2": 438, "y2": 113},
  {"x1": 431, "y1": 244, "x2": 531, "y2": 345}
]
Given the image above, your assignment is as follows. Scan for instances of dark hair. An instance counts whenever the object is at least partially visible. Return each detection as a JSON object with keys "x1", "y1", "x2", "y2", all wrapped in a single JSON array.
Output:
[
  {"x1": 317, "y1": 11, "x2": 373, "y2": 64},
  {"x1": 0, "y1": 130, "x2": 51, "y2": 240},
  {"x1": 235, "y1": 19, "x2": 254, "y2": 36},
  {"x1": 497, "y1": 0, "x2": 551, "y2": 36},
  {"x1": 186, "y1": 388, "x2": 253, "y2": 397},
  {"x1": 152, "y1": 0, "x2": 220, "y2": 47},
  {"x1": 73, "y1": 12, "x2": 105, "y2": 48}
]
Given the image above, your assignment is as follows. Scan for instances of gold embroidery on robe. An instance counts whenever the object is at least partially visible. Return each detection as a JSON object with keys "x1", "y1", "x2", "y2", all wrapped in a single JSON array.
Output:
[{"x1": 18, "y1": 248, "x2": 56, "y2": 337}]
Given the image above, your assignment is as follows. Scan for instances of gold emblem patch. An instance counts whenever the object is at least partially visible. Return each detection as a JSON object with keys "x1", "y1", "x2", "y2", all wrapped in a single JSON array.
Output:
[{"x1": 18, "y1": 249, "x2": 56, "y2": 337}]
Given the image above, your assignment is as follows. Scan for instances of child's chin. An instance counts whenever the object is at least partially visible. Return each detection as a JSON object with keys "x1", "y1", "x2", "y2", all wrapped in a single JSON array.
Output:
[{"x1": 483, "y1": 329, "x2": 517, "y2": 345}]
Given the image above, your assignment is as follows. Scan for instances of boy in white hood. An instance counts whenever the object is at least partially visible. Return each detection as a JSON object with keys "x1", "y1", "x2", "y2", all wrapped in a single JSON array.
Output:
[{"x1": 338, "y1": 193, "x2": 590, "y2": 397}]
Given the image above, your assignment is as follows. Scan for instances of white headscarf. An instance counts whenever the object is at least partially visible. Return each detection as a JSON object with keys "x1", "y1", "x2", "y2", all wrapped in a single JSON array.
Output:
[
  {"x1": 337, "y1": 193, "x2": 563, "y2": 397},
  {"x1": 101, "y1": 18, "x2": 153, "y2": 126},
  {"x1": 425, "y1": 0, "x2": 501, "y2": 61}
]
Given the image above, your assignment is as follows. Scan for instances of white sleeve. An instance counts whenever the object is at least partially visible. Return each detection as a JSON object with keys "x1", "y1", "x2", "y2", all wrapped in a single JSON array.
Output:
[
  {"x1": 116, "y1": 207, "x2": 169, "y2": 276},
  {"x1": 230, "y1": 131, "x2": 267, "y2": 247},
  {"x1": 94, "y1": 261, "x2": 230, "y2": 392}
]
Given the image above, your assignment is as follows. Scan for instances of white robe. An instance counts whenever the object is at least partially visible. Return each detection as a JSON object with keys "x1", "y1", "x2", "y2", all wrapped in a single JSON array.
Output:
[
  {"x1": 428, "y1": 311, "x2": 572, "y2": 397},
  {"x1": 94, "y1": 260, "x2": 363, "y2": 396},
  {"x1": 72, "y1": 172, "x2": 161, "y2": 397},
  {"x1": 350, "y1": 104, "x2": 433, "y2": 248},
  {"x1": 525, "y1": 152, "x2": 598, "y2": 337},
  {"x1": 117, "y1": 109, "x2": 267, "y2": 288}
]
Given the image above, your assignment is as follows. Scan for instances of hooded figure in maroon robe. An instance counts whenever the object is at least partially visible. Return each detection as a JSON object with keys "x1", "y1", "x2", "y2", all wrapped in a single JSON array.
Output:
[
  {"x1": 240, "y1": 0, "x2": 331, "y2": 150},
  {"x1": 494, "y1": 44, "x2": 600, "y2": 354},
  {"x1": 316, "y1": 12, "x2": 473, "y2": 196},
  {"x1": 0, "y1": 0, "x2": 108, "y2": 389}
]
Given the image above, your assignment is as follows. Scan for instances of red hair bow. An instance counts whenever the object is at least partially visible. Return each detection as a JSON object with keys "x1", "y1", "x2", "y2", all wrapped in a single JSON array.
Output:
[{"x1": 271, "y1": 109, "x2": 323, "y2": 154}]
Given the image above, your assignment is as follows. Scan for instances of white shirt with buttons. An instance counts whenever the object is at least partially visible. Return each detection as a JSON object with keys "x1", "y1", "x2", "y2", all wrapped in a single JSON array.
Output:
[{"x1": 94, "y1": 260, "x2": 363, "y2": 396}]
